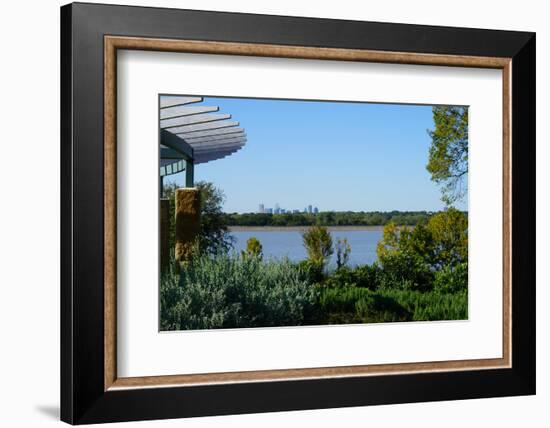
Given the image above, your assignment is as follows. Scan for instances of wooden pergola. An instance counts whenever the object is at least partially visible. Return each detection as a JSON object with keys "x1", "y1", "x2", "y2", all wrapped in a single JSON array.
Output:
[{"x1": 159, "y1": 95, "x2": 247, "y2": 189}]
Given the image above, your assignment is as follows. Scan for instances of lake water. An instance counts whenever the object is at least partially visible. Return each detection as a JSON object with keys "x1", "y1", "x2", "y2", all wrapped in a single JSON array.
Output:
[{"x1": 230, "y1": 228, "x2": 383, "y2": 267}]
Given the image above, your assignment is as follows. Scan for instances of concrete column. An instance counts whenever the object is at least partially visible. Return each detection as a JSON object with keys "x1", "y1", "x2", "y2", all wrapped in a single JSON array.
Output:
[
  {"x1": 175, "y1": 188, "x2": 201, "y2": 263},
  {"x1": 159, "y1": 198, "x2": 170, "y2": 272}
]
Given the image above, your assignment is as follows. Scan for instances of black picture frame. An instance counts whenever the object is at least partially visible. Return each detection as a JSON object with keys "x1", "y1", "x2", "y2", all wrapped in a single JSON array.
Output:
[{"x1": 61, "y1": 2, "x2": 535, "y2": 424}]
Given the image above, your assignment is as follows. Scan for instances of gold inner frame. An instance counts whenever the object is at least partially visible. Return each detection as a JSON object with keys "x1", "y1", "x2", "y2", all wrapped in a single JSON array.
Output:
[{"x1": 104, "y1": 35, "x2": 512, "y2": 391}]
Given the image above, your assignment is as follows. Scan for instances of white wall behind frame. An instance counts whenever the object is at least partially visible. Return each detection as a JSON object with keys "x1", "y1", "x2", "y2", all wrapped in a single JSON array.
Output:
[{"x1": 0, "y1": 1, "x2": 546, "y2": 428}]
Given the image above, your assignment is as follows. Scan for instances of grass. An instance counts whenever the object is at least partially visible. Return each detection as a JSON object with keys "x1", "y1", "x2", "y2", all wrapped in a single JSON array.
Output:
[{"x1": 315, "y1": 286, "x2": 467, "y2": 325}]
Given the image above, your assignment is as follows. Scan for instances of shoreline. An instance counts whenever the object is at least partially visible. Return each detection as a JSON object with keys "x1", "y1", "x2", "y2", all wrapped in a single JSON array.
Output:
[{"x1": 228, "y1": 225, "x2": 385, "y2": 232}]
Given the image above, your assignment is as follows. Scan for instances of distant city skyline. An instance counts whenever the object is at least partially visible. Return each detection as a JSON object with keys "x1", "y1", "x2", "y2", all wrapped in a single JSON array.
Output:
[
  {"x1": 257, "y1": 203, "x2": 319, "y2": 215},
  {"x1": 165, "y1": 96, "x2": 468, "y2": 213}
]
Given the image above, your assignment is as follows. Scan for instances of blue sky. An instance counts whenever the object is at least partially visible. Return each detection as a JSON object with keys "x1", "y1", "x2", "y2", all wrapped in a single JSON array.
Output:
[{"x1": 165, "y1": 96, "x2": 467, "y2": 213}]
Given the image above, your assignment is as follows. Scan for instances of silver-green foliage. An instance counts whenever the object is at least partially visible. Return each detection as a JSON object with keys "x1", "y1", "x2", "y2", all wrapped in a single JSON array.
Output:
[{"x1": 160, "y1": 253, "x2": 317, "y2": 331}]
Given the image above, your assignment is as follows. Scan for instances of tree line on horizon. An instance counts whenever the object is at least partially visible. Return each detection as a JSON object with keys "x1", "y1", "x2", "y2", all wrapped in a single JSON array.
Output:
[{"x1": 223, "y1": 210, "x2": 464, "y2": 227}]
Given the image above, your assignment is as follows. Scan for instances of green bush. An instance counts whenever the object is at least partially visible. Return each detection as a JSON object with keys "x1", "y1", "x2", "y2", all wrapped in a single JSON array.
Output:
[
  {"x1": 322, "y1": 264, "x2": 383, "y2": 290},
  {"x1": 160, "y1": 252, "x2": 317, "y2": 330},
  {"x1": 433, "y1": 262, "x2": 468, "y2": 294},
  {"x1": 243, "y1": 236, "x2": 263, "y2": 259},
  {"x1": 297, "y1": 259, "x2": 326, "y2": 284},
  {"x1": 377, "y1": 251, "x2": 434, "y2": 292},
  {"x1": 318, "y1": 287, "x2": 411, "y2": 324},
  {"x1": 323, "y1": 267, "x2": 357, "y2": 288},
  {"x1": 353, "y1": 264, "x2": 385, "y2": 290}
]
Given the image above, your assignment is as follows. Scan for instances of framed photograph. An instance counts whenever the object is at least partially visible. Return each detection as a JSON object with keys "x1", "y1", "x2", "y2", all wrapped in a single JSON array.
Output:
[{"x1": 60, "y1": 2, "x2": 535, "y2": 424}]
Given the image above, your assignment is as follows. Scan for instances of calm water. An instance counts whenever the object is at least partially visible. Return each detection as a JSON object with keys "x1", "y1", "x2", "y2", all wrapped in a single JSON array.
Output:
[{"x1": 230, "y1": 228, "x2": 383, "y2": 267}]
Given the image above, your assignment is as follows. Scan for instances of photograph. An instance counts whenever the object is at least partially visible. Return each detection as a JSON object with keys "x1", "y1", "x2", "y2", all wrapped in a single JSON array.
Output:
[{"x1": 159, "y1": 94, "x2": 469, "y2": 331}]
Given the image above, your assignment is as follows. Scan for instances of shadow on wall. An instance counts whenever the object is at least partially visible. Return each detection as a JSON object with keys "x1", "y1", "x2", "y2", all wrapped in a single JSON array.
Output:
[{"x1": 35, "y1": 405, "x2": 59, "y2": 420}]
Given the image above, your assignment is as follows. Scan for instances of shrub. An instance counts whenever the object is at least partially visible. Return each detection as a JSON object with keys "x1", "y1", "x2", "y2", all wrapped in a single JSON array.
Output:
[
  {"x1": 317, "y1": 287, "x2": 411, "y2": 324},
  {"x1": 302, "y1": 225, "x2": 333, "y2": 267},
  {"x1": 354, "y1": 295, "x2": 411, "y2": 323},
  {"x1": 352, "y1": 264, "x2": 384, "y2": 290},
  {"x1": 323, "y1": 267, "x2": 357, "y2": 288},
  {"x1": 433, "y1": 262, "x2": 468, "y2": 294},
  {"x1": 322, "y1": 264, "x2": 383, "y2": 290},
  {"x1": 243, "y1": 236, "x2": 263, "y2": 259},
  {"x1": 378, "y1": 251, "x2": 434, "y2": 292},
  {"x1": 160, "y1": 252, "x2": 317, "y2": 330},
  {"x1": 298, "y1": 259, "x2": 326, "y2": 284}
]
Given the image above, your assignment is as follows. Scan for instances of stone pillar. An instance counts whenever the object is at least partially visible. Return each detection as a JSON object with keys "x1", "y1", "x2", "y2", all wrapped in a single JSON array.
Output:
[
  {"x1": 159, "y1": 198, "x2": 170, "y2": 272},
  {"x1": 175, "y1": 188, "x2": 201, "y2": 263}
]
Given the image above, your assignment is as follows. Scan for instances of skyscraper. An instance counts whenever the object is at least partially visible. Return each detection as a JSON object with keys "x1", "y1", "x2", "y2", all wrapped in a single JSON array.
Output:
[
  {"x1": 258, "y1": 203, "x2": 264, "y2": 214},
  {"x1": 313, "y1": 207, "x2": 319, "y2": 214},
  {"x1": 308, "y1": 205, "x2": 312, "y2": 214}
]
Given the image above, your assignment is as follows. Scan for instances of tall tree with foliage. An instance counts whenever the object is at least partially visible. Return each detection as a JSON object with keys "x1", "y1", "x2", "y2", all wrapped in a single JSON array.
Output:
[
  {"x1": 302, "y1": 225, "x2": 333, "y2": 268},
  {"x1": 427, "y1": 106, "x2": 469, "y2": 205},
  {"x1": 335, "y1": 238, "x2": 351, "y2": 269}
]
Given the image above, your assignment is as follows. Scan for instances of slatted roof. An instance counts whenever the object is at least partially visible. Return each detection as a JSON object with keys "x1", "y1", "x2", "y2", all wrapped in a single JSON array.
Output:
[{"x1": 160, "y1": 95, "x2": 247, "y2": 177}]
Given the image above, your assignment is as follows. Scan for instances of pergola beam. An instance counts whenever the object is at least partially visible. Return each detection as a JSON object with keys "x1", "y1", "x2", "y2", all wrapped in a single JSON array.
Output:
[
  {"x1": 194, "y1": 141, "x2": 245, "y2": 157},
  {"x1": 195, "y1": 147, "x2": 242, "y2": 160},
  {"x1": 160, "y1": 105, "x2": 219, "y2": 120},
  {"x1": 192, "y1": 139, "x2": 245, "y2": 149},
  {"x1": 160, "y1": 147, "x2": 185, "y2": 159},
  {"x1": 160, "y1": 96, "x2": 202, "y2": 108},
  {"x1": 161, "y1": 113, "x2": 231, "y2": 129},
  {"x1": 177, "y1": 127, "x2": 245, "y2": 140},
  {"x1": 195, "y1": 152, "x2": 240, "y2": 164},
  {"x1": 196, "y1": 146, "x2": 241, "y2": 156},
  {"x1": 184, "y1": 132, "x2": 246, "y2": 144},
  {"x1": 168, "y1": 120, "x2": 239, "y2": 135}
]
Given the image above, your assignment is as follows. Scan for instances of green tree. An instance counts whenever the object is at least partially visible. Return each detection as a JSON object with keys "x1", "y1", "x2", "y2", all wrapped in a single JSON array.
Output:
[
  {"x1": 335, "y1": 238, "x2": 351, "y2": 269},
  {"x1": 376, "y1": 222, "x2": 434, "y2": 291},
  {"x1": 243, "y1": 236, "x2": 263, "y2": 259},
  {"x1": 376, "y1": 209, "x2": 468, "y2": 291},
  {"x1": 426, "y1": 208, "x2": 468, "y2": 268},
  {"x1": 195, "y1": 181, "x2": 234, "y2": 254},
  {"x1": 427, "y1": 106, "x2": 469, "y2": 205},
  {"x1": 302, "y1": 225, "x2": 333, "y2": 268}
]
